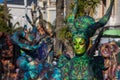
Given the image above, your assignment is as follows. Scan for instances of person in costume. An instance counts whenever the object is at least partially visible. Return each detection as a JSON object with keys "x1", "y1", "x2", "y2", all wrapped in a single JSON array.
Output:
[
  {"x1": 100, "y1": 41, "x2": 119, "y2": 80},
  {"x1": 13, "y1": 15, "x2": 54, "y2": 80},
  {"x1": 51, "y1": 0, "x2": 114, "y2": 79},
  {"x1": 11, "y1": 11, "x2": 54, "y2": 79},
  {"x1": 25, "y1": 5, "x2": 54, "y2": 62},
  {"x1": 0, "y1": 32, "x2": 18, "y2": 80},
  {"x1": 36, "y1": 22, "x2": 54, "y2": 63}
]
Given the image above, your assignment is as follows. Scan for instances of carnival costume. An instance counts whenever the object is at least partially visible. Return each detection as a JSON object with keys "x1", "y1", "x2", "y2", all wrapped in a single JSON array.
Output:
[
  {"x1": 100, "y1": 41, "x2": 119, "y2": 79},
  {"x1": 11, "y1": 25, "x2": 40, "y2": 50},
  {"x1": 53, "y1": 0, "x2": 114, "y2": 79},
  {"x1": 11, "y1": 7, "x2": 54, "y2": 79},
  {"x1": 0, "y1": 32, "x2": 18, "y2": 79}
]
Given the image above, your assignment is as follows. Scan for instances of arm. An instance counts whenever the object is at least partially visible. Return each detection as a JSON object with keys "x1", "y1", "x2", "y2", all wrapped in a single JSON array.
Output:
[{"x1": 12, "y1": 31, "x2": 41, "y2": 50}]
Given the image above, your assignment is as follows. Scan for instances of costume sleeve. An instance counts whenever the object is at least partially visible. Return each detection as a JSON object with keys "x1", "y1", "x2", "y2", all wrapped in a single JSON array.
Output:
[{"x1": 11, "y1": 31, "x2": 41, "y2": 50}]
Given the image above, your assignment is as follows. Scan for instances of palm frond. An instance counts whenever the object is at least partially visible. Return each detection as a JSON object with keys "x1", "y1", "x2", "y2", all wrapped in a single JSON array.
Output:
[
  {"x1": 57, "y1": 26, "x2": 72, "y2": 41},
  {"x1": 71, "y1": 0, "x2": 101, "y2": 17}
]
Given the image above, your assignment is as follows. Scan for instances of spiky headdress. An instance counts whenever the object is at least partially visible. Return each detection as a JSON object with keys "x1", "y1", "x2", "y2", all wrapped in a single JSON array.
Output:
[{"x1": 68, "y1": 0, "x2": 114, "y2": 44}]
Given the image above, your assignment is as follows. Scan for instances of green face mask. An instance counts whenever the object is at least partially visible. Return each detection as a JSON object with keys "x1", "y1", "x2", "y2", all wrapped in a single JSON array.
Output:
[{"x1": 73, "y1": 36, "x2": 86, "y2": 55}]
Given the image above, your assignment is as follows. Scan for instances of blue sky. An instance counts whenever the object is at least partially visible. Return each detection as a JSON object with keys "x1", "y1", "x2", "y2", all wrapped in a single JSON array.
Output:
[{"x1": 0, "y1": 0, "x2": 3, "y2": 3}]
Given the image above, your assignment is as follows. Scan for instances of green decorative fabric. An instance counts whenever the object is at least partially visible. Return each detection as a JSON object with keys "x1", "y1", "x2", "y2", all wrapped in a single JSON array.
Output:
[
  {"x1": 57, "y1": 54, "x2": 93, "y2": 80},
  {"x1": 56, "y1": 0, "x2": 114, "y2": 79}
]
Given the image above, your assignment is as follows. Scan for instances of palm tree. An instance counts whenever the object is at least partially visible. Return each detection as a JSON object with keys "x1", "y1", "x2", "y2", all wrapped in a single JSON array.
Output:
[
  {"x1": 0, "y1": 0, "x2": 13, "y2": 33},
  {"x1": 0, "y1": 5, "x2": 9, "y2": 32},
  {"x1": 65, "y1": 0, "x2": 74, "y2": 16},
  {"x1": 4, "y1": 0, "x2": 12, "y2": 25},
  {"x1": 56, "y1": 0, "x2": 64, "y2": 31},
  {"x1": 70, "y1": 0, "x2": 102, "y2": 17},
  {"x1": 85, "y1": 0, "x2": 102, "y2": 16},
  {"x1": 54, "y1": 0, "x2": 65, "y2": 56}
]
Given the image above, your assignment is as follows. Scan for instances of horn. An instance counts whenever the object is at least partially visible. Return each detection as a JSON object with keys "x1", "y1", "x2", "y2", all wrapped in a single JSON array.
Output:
[
  {"x1": 67, "y1": 0, "x2": 78, "y2": 34},
  {"x1": 86, "y1": 0, "x2": 114, "y2": 38},
  {"x1": 94, "y1": 0, "x2": 114, "y2": 30}
]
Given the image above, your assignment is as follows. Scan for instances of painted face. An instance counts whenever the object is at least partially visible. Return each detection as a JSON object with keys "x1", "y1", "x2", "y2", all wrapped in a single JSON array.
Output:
[{"x1": 73, "y1": 36, "x2": 86, "y2": 55}]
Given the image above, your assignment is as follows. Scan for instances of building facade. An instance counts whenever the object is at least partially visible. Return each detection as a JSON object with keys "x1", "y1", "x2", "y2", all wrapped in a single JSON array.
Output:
[
  {"x1": 5, "y1": 0, "x2": 56, "y2": 29},
  {"x1": 1, "y1": 0, "x2": 119, "y2": 29},
  {"x1": 38, "y1": 0, "x2": 56, "y2": 25},
  {"x1": 94, "y1": 0, "x2": 120, "y2": 27},
  {"x1": 8, "y1": 4, "x2": 32, "y2": 29},
  {"x1": 5, "y1": 0, "x2": 37, "y2": 29}
]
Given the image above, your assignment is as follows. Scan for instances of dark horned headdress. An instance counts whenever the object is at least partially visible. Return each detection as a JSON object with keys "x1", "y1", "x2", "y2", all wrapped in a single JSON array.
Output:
[{"x1": 68, "y1": 0, "x2": 114, "y2": 41}]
